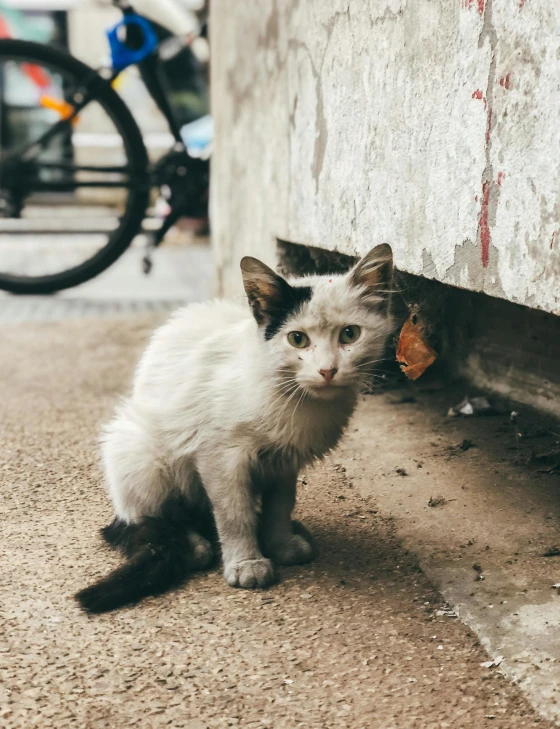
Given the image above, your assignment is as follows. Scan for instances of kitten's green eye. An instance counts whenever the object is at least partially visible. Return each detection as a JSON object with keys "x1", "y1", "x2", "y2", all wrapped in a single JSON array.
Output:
[
  {"x1": 287, "y1": 331, "x2": 310, "y2": 349},
  {"x1": 339, "y1": 325, "x2": 361, "y2": 344}
]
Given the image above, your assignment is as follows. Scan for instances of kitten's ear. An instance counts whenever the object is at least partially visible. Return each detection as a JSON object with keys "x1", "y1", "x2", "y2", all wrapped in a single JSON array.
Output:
[
  {"x1": 240, "y1": 256, "x2": 290, "y2": 325},
  {"x1": 349, "y1": 244, "x2": 393, "y2": 308}
]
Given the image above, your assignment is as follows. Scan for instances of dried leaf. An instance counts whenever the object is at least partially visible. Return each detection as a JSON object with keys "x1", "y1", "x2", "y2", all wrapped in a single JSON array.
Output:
[{"x1": 396, "y1": 314, "x2": 437, "y2": 381}]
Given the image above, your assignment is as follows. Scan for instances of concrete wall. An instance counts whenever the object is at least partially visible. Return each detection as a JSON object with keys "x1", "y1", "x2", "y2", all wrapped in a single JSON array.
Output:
[{"x1": 211, "y1": 0, "x2": 560, "y2": 314}]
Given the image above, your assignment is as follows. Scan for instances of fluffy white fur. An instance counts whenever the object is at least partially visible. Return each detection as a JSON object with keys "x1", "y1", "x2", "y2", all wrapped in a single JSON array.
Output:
[{"x1": 101, "y1": 245, "x2": 394, "y2": 589}]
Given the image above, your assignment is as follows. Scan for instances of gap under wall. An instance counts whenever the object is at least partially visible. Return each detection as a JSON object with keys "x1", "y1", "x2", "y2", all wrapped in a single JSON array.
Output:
[{"x1": 277, "y1": 239, "x2": 560, "y2": 419}]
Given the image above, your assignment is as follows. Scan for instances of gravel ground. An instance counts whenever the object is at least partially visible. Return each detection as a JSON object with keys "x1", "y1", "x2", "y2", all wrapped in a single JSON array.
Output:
[{"x1": 0, "y1": 316, "x2": 552, "y2": 729}]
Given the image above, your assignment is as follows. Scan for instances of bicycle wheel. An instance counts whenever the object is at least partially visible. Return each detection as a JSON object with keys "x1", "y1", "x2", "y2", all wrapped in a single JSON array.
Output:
[{"x1": 0, "y1": 39, "x2": 150, "y2": 294}]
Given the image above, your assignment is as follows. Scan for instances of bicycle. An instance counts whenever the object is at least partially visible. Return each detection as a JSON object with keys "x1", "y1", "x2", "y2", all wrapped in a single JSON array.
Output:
[{"x1": 0, "y1": 0, "x2": 210, "y2": 294}]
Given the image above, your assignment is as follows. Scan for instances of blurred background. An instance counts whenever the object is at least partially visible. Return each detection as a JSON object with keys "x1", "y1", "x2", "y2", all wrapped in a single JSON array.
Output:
[{"x1": 0, "y1": 0, "x2": 213, "y2": 317}]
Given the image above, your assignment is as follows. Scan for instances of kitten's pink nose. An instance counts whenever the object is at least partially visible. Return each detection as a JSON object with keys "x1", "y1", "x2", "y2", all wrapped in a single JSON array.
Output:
[{"x1": 318, "y1": 368, "x2": 338, "y2": 383}]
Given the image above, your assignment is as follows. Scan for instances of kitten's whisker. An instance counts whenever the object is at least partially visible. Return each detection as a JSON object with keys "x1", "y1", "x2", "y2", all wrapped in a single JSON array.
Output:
[
  {"x1": 273, "y1": 379, "x2": 298, "y2": 389},
  {"x1": 289, "y1": 388, "x2": 307, "y2": 432},
  {"x1": 268, "y1": 384, "x2": 299, "y2": 411},
  {"x1": 354, "y1": 358, "x2": 387, "y2": 368},
  {"x1": 354, "y1": 363, "x2": 398, "y2": 374},
  {"x1": 270, "y1": 374, "x2": 299, "y2": 388},
  {"x1": 276, "y1": 383, "x2": 304, "y2": 423},
  {"x1": 269, "y1": 379, "x2": 301, "y2": 411},
  {"x1": 272, "y1": 381, "x2": 300, "y2": 396}
]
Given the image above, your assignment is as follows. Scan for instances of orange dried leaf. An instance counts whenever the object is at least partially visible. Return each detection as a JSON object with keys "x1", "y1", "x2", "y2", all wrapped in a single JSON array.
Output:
[{"x1": 396, "y1": 315, "x2": 437, "y2": 381}]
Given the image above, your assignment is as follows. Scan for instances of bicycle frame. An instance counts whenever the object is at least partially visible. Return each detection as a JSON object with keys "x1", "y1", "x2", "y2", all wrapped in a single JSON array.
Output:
[{"x1": 2, "y1": 3, "x2": 194, "y2": 194}]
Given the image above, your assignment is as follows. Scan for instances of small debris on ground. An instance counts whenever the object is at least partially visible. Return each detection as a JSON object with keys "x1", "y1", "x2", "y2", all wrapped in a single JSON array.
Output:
[
  {"x1": 435, "y1": 606, "x2": 458, "y2": 618},
  {"x1": 473, "y1": 563, "x2": 485, "y2": 581},
  {"x1": 551, "y1": 583, "x2": 560, "y2": 593},
  {"x1": 447, "y1": 395, "x2": 495, "y2": 417},
  {"x1": 480, "y1": 656, "x2": 504, "y2": 669},
  {"x1": 396, "y1": 467, "x2": 408, "y2": 476},
  {"x1": 526, "y1": 450, "x2": 560, "y2": 473},
  {"x1": 428, "y1": 496, "x2": 453, "y2": 508},
  {"x1": 543, "y1": 547, "x2": 560, "y2": 557},
  {"x1": 447, "y1": 439, "x2": 477, "y2": 456}
]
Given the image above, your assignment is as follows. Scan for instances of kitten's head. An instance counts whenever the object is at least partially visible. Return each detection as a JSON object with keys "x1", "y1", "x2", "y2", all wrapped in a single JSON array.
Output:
[{"x1": 241, "y1": 244, "x2": 394, "y2": 399}]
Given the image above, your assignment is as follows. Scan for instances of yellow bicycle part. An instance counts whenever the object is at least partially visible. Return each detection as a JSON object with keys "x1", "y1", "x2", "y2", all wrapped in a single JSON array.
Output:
[{"x1": 39, "y1": 94, "x2": 79, "y2": 124}]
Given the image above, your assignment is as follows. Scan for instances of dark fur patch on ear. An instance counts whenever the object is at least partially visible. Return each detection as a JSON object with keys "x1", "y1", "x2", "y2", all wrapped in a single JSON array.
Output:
[
  {"x1": 264, "y1": 285, "x2": 313, "y2": 341},
  {"x1": 244, "y1": 281, "x2": 278, "y2": 326},
  {"x1": 240, "y1": 256, "x2": 313, "y2": 338},
  {"x1": 350, "y1": 244, "x2": 393, "y2": 310}
]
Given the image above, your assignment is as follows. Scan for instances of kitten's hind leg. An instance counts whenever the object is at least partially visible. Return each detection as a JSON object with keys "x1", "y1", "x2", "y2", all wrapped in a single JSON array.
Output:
[
  {"x1": 260, "y1": 470, "x2": 314, "y2": 566},
  {"x1": 101, "y1": 402, "x2": 172, "y2": 523},
  {"x1": 101, "y1": 518, "x2": 138, "y2": 549},
  {"x1": 185, "y1": 529, "x2": 215, "y2": 570},
  {"x1": 100, "y1": 517, "x2": 213, "y2": 569}
]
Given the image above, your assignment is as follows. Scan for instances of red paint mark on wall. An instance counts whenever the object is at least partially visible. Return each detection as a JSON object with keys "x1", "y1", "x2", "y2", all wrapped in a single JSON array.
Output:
[
  {"x1": 478, "y1": 182, "x2": 491, "y2": 268},
  {"x1": 472, "y1": 89, "x2": 488, "y2": 110},
  {"x1": 497, "y1": 172, "x2": 505, "y2": 187},
  {"x1": 519, "y1": 0, "x2": 526, "y2": 8},
  {"x1": 462, "y1": 0, "x2": 485, "y2": 14},
  {"x1": 499, "y1": 73, "x2": 512, "y2": 89},
  {"x1": 475, "y1": 195, "x2": 479, "y2": 202}
]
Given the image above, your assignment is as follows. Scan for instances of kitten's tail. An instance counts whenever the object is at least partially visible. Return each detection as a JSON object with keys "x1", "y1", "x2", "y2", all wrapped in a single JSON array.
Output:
[{"x1": 75, "y1": 516, "x2": 214, "y2": 614}]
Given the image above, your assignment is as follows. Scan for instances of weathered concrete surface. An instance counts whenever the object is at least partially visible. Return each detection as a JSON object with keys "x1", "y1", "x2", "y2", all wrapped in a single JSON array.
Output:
[
  {"x1": 336, "y1": 383, "x2": 560, "y2": 725},
  {"x1": 211, "y1": 0, "x2": 560, "y2": 313},
  {"x1": 0, "y1": 316, "x2": 554, "y2": 728}
]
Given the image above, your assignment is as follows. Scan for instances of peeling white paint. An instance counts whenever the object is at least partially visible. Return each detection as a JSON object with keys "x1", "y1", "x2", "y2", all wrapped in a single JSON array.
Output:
[{"x1": 211, "y1": 0, "x2": 560, "y2": 313}]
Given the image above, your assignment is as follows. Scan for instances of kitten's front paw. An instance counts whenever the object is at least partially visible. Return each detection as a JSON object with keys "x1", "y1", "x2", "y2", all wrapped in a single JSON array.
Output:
[
  {"x1": 224, "y1": 558, "x2": 275, "y2": 589},
  {"x1": 268, "y1": 533, "x2": 314, "y2": 566}
]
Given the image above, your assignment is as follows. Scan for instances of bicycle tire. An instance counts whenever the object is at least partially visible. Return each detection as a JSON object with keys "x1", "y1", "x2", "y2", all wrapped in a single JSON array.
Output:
[{"x1": 0, "y1": 39, "x2": 150, "y2": 295}]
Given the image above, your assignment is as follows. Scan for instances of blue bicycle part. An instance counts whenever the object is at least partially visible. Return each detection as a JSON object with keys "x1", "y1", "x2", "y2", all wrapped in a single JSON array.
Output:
[{"x1": 106, "y1": 14, "x2": 158, "y2": 72}]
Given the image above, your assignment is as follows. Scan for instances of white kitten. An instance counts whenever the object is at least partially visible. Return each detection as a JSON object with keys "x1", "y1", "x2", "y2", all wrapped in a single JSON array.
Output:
[{"x1": 76, "y1": 244, "x2": 394, "y2": 612}]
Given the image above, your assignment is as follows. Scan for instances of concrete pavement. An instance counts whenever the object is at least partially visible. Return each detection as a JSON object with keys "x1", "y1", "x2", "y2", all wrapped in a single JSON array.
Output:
[
  {"x1": 0, "y1": 235, "x2": 212, "y2": 321},
  {"x1": 0, "y1": 312, "x2": 557, "y2": 728}
]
